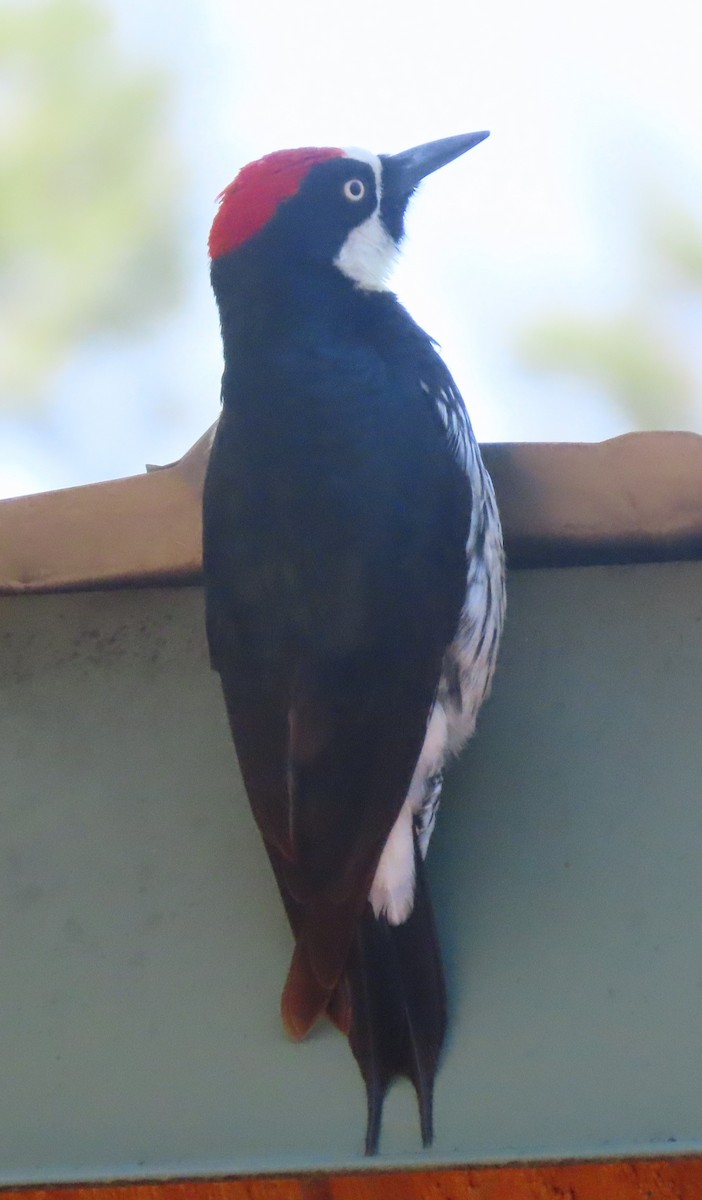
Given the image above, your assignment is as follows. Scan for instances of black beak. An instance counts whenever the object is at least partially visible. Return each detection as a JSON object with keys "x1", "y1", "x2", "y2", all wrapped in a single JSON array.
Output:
[
  {"x1": 379, "y1": 131, "x2": 489, "y2": 243},
  {"x1": 384, "y1": 131, "x2": 489, "y2": 199}
]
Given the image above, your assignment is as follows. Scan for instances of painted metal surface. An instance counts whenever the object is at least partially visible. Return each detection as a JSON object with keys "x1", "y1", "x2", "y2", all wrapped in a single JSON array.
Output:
[{"x1": 1, "y1": 564, "x2": 701, "y2": 1184}]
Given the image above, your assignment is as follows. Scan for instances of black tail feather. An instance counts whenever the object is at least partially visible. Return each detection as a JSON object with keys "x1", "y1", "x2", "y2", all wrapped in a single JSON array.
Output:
[{"x1": 345, "y1": 836, "x2": 447, "y2": 1154}]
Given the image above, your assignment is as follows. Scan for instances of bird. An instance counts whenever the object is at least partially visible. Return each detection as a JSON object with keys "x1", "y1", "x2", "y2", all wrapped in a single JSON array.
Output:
[{"x1": 203, "y1": 132, "x2": 505, "y2": 1154}]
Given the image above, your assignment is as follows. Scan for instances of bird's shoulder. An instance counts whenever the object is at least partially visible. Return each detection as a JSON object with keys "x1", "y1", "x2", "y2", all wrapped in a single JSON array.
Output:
[{"x1": 369, "y1": 295, "x2": 478, "y2": 476}]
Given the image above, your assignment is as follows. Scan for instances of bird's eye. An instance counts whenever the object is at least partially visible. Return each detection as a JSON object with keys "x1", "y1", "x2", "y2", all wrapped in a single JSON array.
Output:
[{"x1": 343, "y1": 178, "x2": 366, "y2": 202}]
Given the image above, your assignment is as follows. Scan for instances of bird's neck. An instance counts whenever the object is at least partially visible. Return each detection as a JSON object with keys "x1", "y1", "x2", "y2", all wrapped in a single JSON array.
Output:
[{"x1": 214, "y1": 250, "x2": 403, "y2": 377}]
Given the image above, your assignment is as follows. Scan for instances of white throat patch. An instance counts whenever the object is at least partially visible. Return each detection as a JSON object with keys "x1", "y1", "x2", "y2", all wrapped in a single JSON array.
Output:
[{"x1": 333, "y1": 149, "x2": 398, "y2": 292}]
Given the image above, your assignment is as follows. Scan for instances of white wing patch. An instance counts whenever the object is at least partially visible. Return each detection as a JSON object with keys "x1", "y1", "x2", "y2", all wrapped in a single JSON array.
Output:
[
  {"x1": 369, "y1": 799, "x2": 415, "y2": 924},
  {"x1": 370, "y1": 702, "x2": 448, "y2": 924},
  {"x1": 369, "y1": 376, "x2": 506, "y2": 927}
]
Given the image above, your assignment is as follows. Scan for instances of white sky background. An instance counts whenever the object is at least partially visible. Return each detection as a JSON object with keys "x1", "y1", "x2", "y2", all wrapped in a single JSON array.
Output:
[{"x1": 2, "y1": 0, "x2": 702, "y2": 497}]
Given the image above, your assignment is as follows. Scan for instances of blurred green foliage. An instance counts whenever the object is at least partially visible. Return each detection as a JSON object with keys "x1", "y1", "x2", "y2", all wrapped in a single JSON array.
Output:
[
  {"x1": 648, "y1": 196, "x2": 702, "y2": 291},
  {"x1": 520, "y1": 313, "x2": 695, "y2": 429},
  {"x1": 0, "y1": 0, "x2": 183, "y2": 412},
  {"x1": 517, "y1": 191, "x2": 702, "y2": 430}
]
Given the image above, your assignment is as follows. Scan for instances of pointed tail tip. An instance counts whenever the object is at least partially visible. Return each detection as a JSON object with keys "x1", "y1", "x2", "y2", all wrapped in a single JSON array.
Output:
[
  {"x1": 363, "y1": 1087, "x2": 385, "y2": 1156},
  {"x1": 347, "y1": 844, "x2": 446, "y2": 1155},
  {"x1": 363, "y1": 1078, "x2": 435, "y2": 1155},
  {"x1": 419, "y1": 1096, "x2": 435, "y2": 1148}
]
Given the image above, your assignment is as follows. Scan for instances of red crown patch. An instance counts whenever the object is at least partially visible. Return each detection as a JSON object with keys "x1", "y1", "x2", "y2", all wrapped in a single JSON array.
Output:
[{"x1": 209, "y1": 146, "x2": 345, "y2": 259}]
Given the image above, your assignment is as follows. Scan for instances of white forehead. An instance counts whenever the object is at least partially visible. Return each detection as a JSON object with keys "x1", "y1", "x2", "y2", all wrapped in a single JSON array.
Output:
[{"x1": 343, "y1": 147, "x2": 383, "y2": 190}]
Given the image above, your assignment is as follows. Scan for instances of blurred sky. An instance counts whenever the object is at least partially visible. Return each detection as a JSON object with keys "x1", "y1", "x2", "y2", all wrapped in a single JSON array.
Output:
[{"x1": 2, "y1": 0, "x2": 702, "y2": 498}]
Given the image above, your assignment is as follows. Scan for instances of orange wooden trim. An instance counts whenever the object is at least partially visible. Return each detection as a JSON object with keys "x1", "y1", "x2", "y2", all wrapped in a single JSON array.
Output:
[
  {"x1": 2, "y1": 1159, "x2": 702, "y2": 1200},
  {"x1": 2, "y1": 428, "x2": 702, "y2": 594}
]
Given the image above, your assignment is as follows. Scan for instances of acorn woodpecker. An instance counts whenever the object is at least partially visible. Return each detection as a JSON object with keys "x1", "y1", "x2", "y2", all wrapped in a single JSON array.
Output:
[{"x1": 203, "y1": 133, "x2": 505, "y2": 1154}]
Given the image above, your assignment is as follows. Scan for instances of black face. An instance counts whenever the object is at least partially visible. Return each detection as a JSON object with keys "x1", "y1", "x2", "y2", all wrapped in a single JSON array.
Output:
[
  {"x1": 377, "y1": 155, "x2": 411, "y2": 244},
  {"x1": 267, "y1": 156, "x2": 380, "y2": 265}
]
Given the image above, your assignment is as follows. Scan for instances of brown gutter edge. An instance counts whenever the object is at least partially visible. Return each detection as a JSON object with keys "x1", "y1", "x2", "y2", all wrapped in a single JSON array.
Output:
[
  {"x1": 0, "y1": 427, "x2": 700, "y2": 595},
  {"x1": 485, "y1": 435, "x2": 702, "y2": 568}
]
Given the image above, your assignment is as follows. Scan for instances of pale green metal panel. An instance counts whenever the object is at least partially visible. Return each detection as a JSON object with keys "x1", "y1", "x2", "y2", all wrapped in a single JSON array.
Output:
[{"x1": 1, "y1": 564, "x2": 701, "y2": 1183}]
